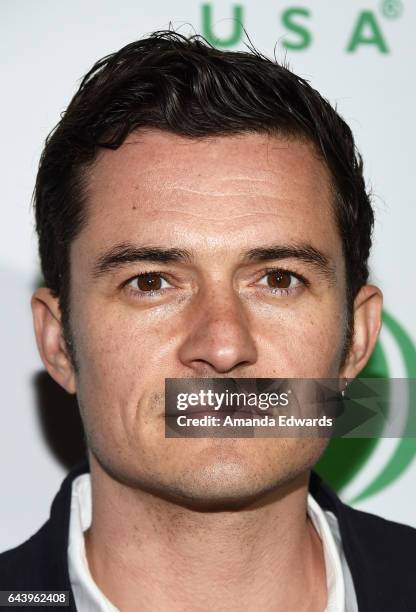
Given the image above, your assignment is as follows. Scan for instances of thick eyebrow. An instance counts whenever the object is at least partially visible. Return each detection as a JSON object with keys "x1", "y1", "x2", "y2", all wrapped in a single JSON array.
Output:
[
  {"x1": 91, "y1": 241, "x2": 336, "y2": 282},
  {"x1": 243, "y1": 244, "x2": 336, "y2": 281},
  {"x1": 92, "y1": 243, "x2": 193, "y2": 278}
]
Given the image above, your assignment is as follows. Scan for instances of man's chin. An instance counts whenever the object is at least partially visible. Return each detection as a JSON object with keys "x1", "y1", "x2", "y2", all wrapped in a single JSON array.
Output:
[
  {"x1": 136, "y1": 477, "x2": 281, "y2": 512},
  {"x1": 91, "y1": 436, "x2": 326, "y2": 511},
  {"x1": 141, "y1": 457, "x2": 309, "y2": 512},
  {"x1": 155, "y1": 437, "x2": 327, "y2": 511}
]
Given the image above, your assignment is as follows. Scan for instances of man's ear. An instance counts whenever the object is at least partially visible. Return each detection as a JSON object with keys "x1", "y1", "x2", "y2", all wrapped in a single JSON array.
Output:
[
  {"x1": 31, "y1": 287, "x2": 77, "y2": 394},
  {"x1": 340, "y1": 284, "x2": 383, "y2": 379}
]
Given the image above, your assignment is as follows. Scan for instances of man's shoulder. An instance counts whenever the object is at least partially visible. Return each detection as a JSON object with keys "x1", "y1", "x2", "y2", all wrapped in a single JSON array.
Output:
[
  {"x1": 340, "y1": 498, "x2": 416, "y2": 549},
  {"x1": 0, "y1": 463, "x2": 89, "y2": 592},
  {"x1": 0, "y1": 522, "x2": 53, "y2": 587},
  {"x1": 342, "y1": 503, "x2": 416, "y2": 608},
  {"x1": 312, "y1": 472, "x2": 416, "y2": 609},
  {"x1": 312, "y1": 470, "x2": 416, "y2": 557}
]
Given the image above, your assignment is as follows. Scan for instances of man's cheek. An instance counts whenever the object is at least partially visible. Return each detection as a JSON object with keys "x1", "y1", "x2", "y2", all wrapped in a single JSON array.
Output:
[{"x1": 264, "y1": 312, "x2": 344, "y2": 375}]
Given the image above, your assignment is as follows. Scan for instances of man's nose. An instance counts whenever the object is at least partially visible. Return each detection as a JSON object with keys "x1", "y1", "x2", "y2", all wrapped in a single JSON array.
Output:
[{"x1": 177, "y1": 288, "x2": 258, "y2": 374}]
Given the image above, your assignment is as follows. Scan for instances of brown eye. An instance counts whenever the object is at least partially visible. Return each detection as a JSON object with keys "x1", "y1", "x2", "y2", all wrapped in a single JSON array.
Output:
[
  {"x1": 266, "y1": 270, "x2": 292, "y2": 289},
  {"x1": 135, "y1": 273, "x2": 163, "y2": 291}
]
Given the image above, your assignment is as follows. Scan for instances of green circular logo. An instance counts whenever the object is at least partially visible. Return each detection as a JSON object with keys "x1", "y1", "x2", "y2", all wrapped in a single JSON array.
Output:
[{"x1": 316, "y1": 310, "x2": 416, "y2": 502}]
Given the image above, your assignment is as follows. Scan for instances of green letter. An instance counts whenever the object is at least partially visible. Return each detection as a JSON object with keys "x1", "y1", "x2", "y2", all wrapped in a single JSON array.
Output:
[
  {"x1": 281, "y1": 7, "x2": 311, "y2": 51},
  {"x1": 202, "y1": 4, "x2": 244, "y2": 48},
  {"x1": 347, "y1": 10, "x2": 389, "y2": 53}
]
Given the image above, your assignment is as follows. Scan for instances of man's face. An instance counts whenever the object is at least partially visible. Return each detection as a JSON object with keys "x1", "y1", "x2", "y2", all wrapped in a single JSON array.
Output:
[{"x1": 68, "y1": 131, "x2": 349, "y2": 506}]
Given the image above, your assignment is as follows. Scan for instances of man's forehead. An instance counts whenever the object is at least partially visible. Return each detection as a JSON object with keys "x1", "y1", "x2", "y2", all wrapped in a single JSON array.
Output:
[
  {"x1": 73, "y1": 130, "x2": 342, "y2": 275},
  {"x1": 89, "y1": 130, "x2": 330, "y2": 191},
  {"x1": 70, "y1": 130, "x2": 342, "y2": 271}
]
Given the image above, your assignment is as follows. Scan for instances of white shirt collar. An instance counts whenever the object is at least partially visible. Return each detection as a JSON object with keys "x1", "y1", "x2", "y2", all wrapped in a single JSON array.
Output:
[
  {"x1": 307, "y1": 493, "x2": 346, "y2": 612},
  {"x1": 68, "y1": 473, "x2": 356, "y2": 612},
  {"x1": 68, "y1": 473, "x2": 118, "y2": 612}
]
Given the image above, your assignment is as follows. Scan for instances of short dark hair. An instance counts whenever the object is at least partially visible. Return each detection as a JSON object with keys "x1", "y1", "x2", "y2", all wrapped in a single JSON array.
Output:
[{"x1": 33, "y1": 30, "x2": 374, "y2": 367}]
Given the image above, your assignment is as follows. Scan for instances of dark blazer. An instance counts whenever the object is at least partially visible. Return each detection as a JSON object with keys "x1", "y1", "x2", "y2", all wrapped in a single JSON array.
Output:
[{"x1": 1, "y1": 461, "x2": 416, "y2": 611}]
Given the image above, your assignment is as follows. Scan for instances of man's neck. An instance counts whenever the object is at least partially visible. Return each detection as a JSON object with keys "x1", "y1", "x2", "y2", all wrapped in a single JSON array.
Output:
[{"x1": 84, "y1": 460, "x2": 327, "y2": 612}]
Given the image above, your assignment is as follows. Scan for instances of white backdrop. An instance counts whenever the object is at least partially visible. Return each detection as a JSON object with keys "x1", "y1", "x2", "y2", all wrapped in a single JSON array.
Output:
[{"x1": 1, "y1": 0, "x2": 415, "y2": 552}]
